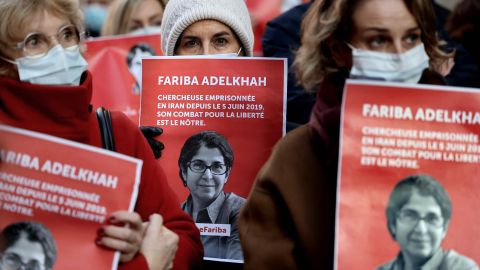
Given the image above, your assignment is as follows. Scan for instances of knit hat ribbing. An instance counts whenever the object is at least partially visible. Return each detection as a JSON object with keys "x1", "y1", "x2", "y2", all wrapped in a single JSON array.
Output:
[{"x1": 161, "y1": 0, "x2": 254, "y2": 56}]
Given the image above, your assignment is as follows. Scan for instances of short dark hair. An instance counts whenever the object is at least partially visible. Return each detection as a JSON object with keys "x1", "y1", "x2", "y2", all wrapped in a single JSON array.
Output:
[
  {"x1": 0, "y1": 221, "x2": 57, "y2": 269},
  {"x1": 178, "y1": 131, "x2": 234, "y2": 185},
  {"x1": 386, "y1": 174, "x2": 452, "y2": 238},
  {"x1": 126, "y1": 43, "x2": 156, "y2": 66}
]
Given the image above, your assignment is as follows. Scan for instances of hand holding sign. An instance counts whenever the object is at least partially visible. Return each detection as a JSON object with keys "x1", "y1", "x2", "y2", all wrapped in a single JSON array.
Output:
[
  {"x1": 97, "y1": 211, "x2": 144, "y2": 263},
  {"x1": 141, "y1": 214, "x2": 179, "y2": 270}
]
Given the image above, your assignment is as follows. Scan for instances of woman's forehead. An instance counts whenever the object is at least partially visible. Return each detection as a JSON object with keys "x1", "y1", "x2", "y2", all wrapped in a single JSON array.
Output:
[
  {"x1": 192, "y1": 146, "x2": 224, "y2": 160},
  {"x1": 401, "y1": 191, "x2": 442, "y2": 215},
  {"x1": 5, "y1": 233, "x2": 45, "y2": 263},
  {"x1": 352, "y1": 0, "x2": 418, "y2": 34},
  {"x1": 22, "y1": 10, "x2": 70, "y2": 34},
  {"x1": 183, "y1": 20, "x2": 233, "y2": 37}
]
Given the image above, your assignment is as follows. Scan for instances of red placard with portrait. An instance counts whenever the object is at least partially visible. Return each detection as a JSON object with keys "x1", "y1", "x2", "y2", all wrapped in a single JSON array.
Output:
[
  {"x1": 0, "y1": 125, "x2": 142, "y2": 270},
  {"x1": 84, "y1": 34, "x2": 162, "y2": 123},
  {"x1": 140, "y1": 57, "x2": 286, "y2": 262},
  {"x1": 336, "y1": 81, "x2": 480, "y2": 269}
]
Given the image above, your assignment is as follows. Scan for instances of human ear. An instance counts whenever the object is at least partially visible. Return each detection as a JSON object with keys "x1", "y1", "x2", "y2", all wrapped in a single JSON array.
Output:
[
  {"x1": 224, "y1": 169, "x2": 230, "y2": 184},
  {"x1": 441, "y1": 221, "x2": 450, "y2": 240},
  {"x1": 389, "y1": 223, "x2": 397, "y2": 239},
  {"x1": 181, "y1": 170, "x2": 188, "y2": 187}
]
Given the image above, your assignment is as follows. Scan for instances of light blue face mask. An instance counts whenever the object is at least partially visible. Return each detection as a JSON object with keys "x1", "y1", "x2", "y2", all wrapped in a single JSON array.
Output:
[
  {"x1": 3, "y1": 44, "x2": 88, "y2": 86},
  {"x1": 181, "y1": 47, "x2": 243, "y2": 58},
  {"x1": 83, "y1": 3, "x2": 108, "y2": 35},
  {"x1": 128, "y1": 26, "x2": 162, "y2": 36},
  {"x1": 348, "y1": 43, "x2": 430, "y2": 84}
]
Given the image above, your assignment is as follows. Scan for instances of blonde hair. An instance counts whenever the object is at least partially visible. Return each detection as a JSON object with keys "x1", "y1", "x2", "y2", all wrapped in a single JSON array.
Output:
[
  {"x1": 0, "y1": 0, "x2": 83, "y2": 78},
  {"x1": 101, "y1": 0, "x2": 166, "y2": 36},
  {"x1": 294, "y1": 0, "x2": 449, "y2": 92}
]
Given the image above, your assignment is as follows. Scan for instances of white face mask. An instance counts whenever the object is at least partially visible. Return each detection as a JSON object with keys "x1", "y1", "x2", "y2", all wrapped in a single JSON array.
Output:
[
  {"x1": 3, "y1": 44, "x2": 88, "y2": 86},
  {"x1": 128, "y1": 26, "x2": 162, "y2": 36},
  {"x1": 348, "y1": 43, "x2": 429, "y2": 84},
  {"x1": 180, "y1": 47, "x2": 242, "y2": 58}
]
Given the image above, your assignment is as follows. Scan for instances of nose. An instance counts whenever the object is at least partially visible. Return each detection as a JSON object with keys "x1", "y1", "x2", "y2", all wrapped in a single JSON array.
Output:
[
  {"x1": 202, "y1": 168, "x2": 213, "y2": 179},
  {"x1": 201, "y1": 42, "x2": 213, "y2": 55},
  {"x1": 412, "y1": 219, "x2": 428, "y2": 233},
  {"x1": 392, "y1": 40, "x2": 406, "y2": 54},
  {"x1": 47, "y1": 35, "x2": 61, "y2": 47}
]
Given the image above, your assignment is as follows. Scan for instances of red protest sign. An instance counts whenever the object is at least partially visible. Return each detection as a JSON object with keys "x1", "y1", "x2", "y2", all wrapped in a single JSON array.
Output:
[
  {"x1": 0, "y1": 125, "x2": 142, "y2": 270},
  {"x1": 84, "y1": 34, "x2": 162, "y2": 123},
  {"x1": 336, "y1": 81, "x2": 480, "y2": 269},
  {"x1": 140, "y1": 57, "x2": 286, "y2": 262}
]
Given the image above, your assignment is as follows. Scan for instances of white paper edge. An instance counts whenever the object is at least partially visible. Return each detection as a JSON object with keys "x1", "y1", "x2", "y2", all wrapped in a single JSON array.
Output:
[
  {"x1": 333, "y1": 83, "x2": 350, "y2": 270},
  {"x1": 345, "y1": 79, "x2": 480, "y2": 93},
  {"x1": 142, "y1": 56, "x2": 287, "y2": 61},
  {"x1": 203, "y1": 257, "x2": 243, "y2": 264}
]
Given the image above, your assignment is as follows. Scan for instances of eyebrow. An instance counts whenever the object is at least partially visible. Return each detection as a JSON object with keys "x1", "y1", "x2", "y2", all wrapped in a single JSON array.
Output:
[
  {"x1": 361, "y1": 26, "x2": 420, "y2": 34},
  {"x1": 181, "y1": 31, "x2": 232, "y2": 39},
  {"x1": 212, "y1": 31, "x2": 232, "y2": 37}
]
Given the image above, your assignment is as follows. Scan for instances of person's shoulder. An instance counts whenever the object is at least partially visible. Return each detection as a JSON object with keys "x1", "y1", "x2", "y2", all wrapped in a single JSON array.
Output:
[
  {"x1": 271, "y1": 124, "x2": 316, "y2": 161},
  {"x1": 224, "y1": 192, "x2": 246, "y2": 210},
  {"x1": 257, "y1": 124, "x2": 322, "y2": 184},
  {"x1": 444, "y1": 250, "x2": 479, "y2": 270},
  {"x1": 376, "y1": 261, "x2": 395, "y2": 270},
  {"x1": 226, "y1": 192, "x2": 246, "y2": 204}
]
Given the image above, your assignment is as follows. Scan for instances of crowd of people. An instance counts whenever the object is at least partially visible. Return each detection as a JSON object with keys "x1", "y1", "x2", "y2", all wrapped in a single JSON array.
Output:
[{"x1": 1, "y1": 0, "x2": 479, "y2": 269}]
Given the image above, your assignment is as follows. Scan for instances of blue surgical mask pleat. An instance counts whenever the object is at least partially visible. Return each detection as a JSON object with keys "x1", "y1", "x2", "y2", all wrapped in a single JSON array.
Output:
[
  {"x1": 128, "y1": 26, "x2": 162, "y2": 36},
  {"x1": 349, "y1": 43, "x2": 429, "y2": 84},
  {"x1": 16, "y1": 44, "x2": 88, "y2": 86}
]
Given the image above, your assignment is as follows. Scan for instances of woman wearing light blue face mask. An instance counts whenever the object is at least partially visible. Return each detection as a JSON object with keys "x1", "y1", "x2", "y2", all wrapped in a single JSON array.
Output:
[
  {"x1": 161, "y1": 0, "x2": 254, "y2": 56},
  {"x1": 101, "y1": 0, "x2": 166, "y2": 36},
  {"x1": 0, "y1": 1, "x2": 204, "y2": 269},
  {"x1": 238, "y1": 0, "x2": 454, "y2": 269}
]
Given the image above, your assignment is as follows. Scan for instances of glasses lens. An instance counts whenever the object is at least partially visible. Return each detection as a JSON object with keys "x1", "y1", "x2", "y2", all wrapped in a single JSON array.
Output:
[
  {"x1": 210, "y1": 163, "x2": 226, "y2": 174},
  {"x1": 25, "y1": 261, "x2": 42, "y2": 270},
  {"x1": 425, "y1": 213, "x2": 443, "y2": 227},
  {"x1": 58, "y1": 25, "x2": 80, "y2": 48},
  {"x1": 399, "y1": 210, "x2": 418, "y2": 224},
  {"x1": 398, "y1": 210, "x2": 443, "y2": 227},
  {"x1": 3, "y1": 253, "x2": 21, "y2": 269},
  {"x1": 189, "y1": 160, "x2": 227, "y2": 174},
  {"x1": 23, "y1": 33, "x2": 49, "y2": 57},
  {"x1": 190, "y1": 160, "x2": 206, "y2": 173}
]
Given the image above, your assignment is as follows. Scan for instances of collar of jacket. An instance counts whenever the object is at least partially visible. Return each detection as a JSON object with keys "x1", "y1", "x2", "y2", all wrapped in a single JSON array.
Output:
[
  {"x1": 0, "y1": 71, "x2": 93, "y2": 143},
  {"x1": 308, "y1": 71, "x2": 346, "y2": 160}
]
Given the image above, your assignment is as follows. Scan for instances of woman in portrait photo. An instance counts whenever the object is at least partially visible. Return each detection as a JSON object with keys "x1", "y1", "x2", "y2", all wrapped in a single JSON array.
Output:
[
  {"x1": 0, "y1": 221, "x2": 56, "y2": 270},
  {"x1": 178, "y1": 130, "x2": 245, "y2": 260}
]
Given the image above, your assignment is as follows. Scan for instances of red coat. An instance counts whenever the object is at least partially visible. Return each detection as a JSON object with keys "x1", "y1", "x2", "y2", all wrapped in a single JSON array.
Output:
[{"x1": 0, "y1": 72, "x2": 204, "y2": 269}]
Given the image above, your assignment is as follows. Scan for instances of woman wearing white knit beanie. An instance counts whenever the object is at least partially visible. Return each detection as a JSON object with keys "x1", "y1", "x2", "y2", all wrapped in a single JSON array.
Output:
[{"x1": 160, "y1": 0, "x2": 254, "y2": 56}]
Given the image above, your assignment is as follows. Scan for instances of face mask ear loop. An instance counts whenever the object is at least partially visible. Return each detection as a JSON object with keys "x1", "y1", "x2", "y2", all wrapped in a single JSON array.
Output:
[
  {"x1": 0, "y1": 55, "x2": 17, "y2": 65},
  {"x1": 236, "y1": 47, "x2": 243, "y2": 56},
  {"x1": 345, "y1": 42, "x2": 356, "y2": 51}
]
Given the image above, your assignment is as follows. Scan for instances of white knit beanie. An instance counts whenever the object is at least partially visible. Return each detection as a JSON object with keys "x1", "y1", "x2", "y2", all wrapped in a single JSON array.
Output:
[{"x1": 161, "y1": 0, "x2": 254, "y2": 56}]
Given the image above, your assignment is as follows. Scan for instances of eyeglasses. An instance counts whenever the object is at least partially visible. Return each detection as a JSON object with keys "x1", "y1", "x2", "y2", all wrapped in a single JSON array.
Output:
[
  {"x1": 188, "y1": 160, "x2": 228, "y2": 175},
  {"x1": 397, "y1": 209, "x2": 444, "y2": 228},
  {"x1": 13, "y1": 24, "x2": 83, "y2": 57},
  {"x1": 1, "y1": 252, "x2": 44, "y2": 270}
]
